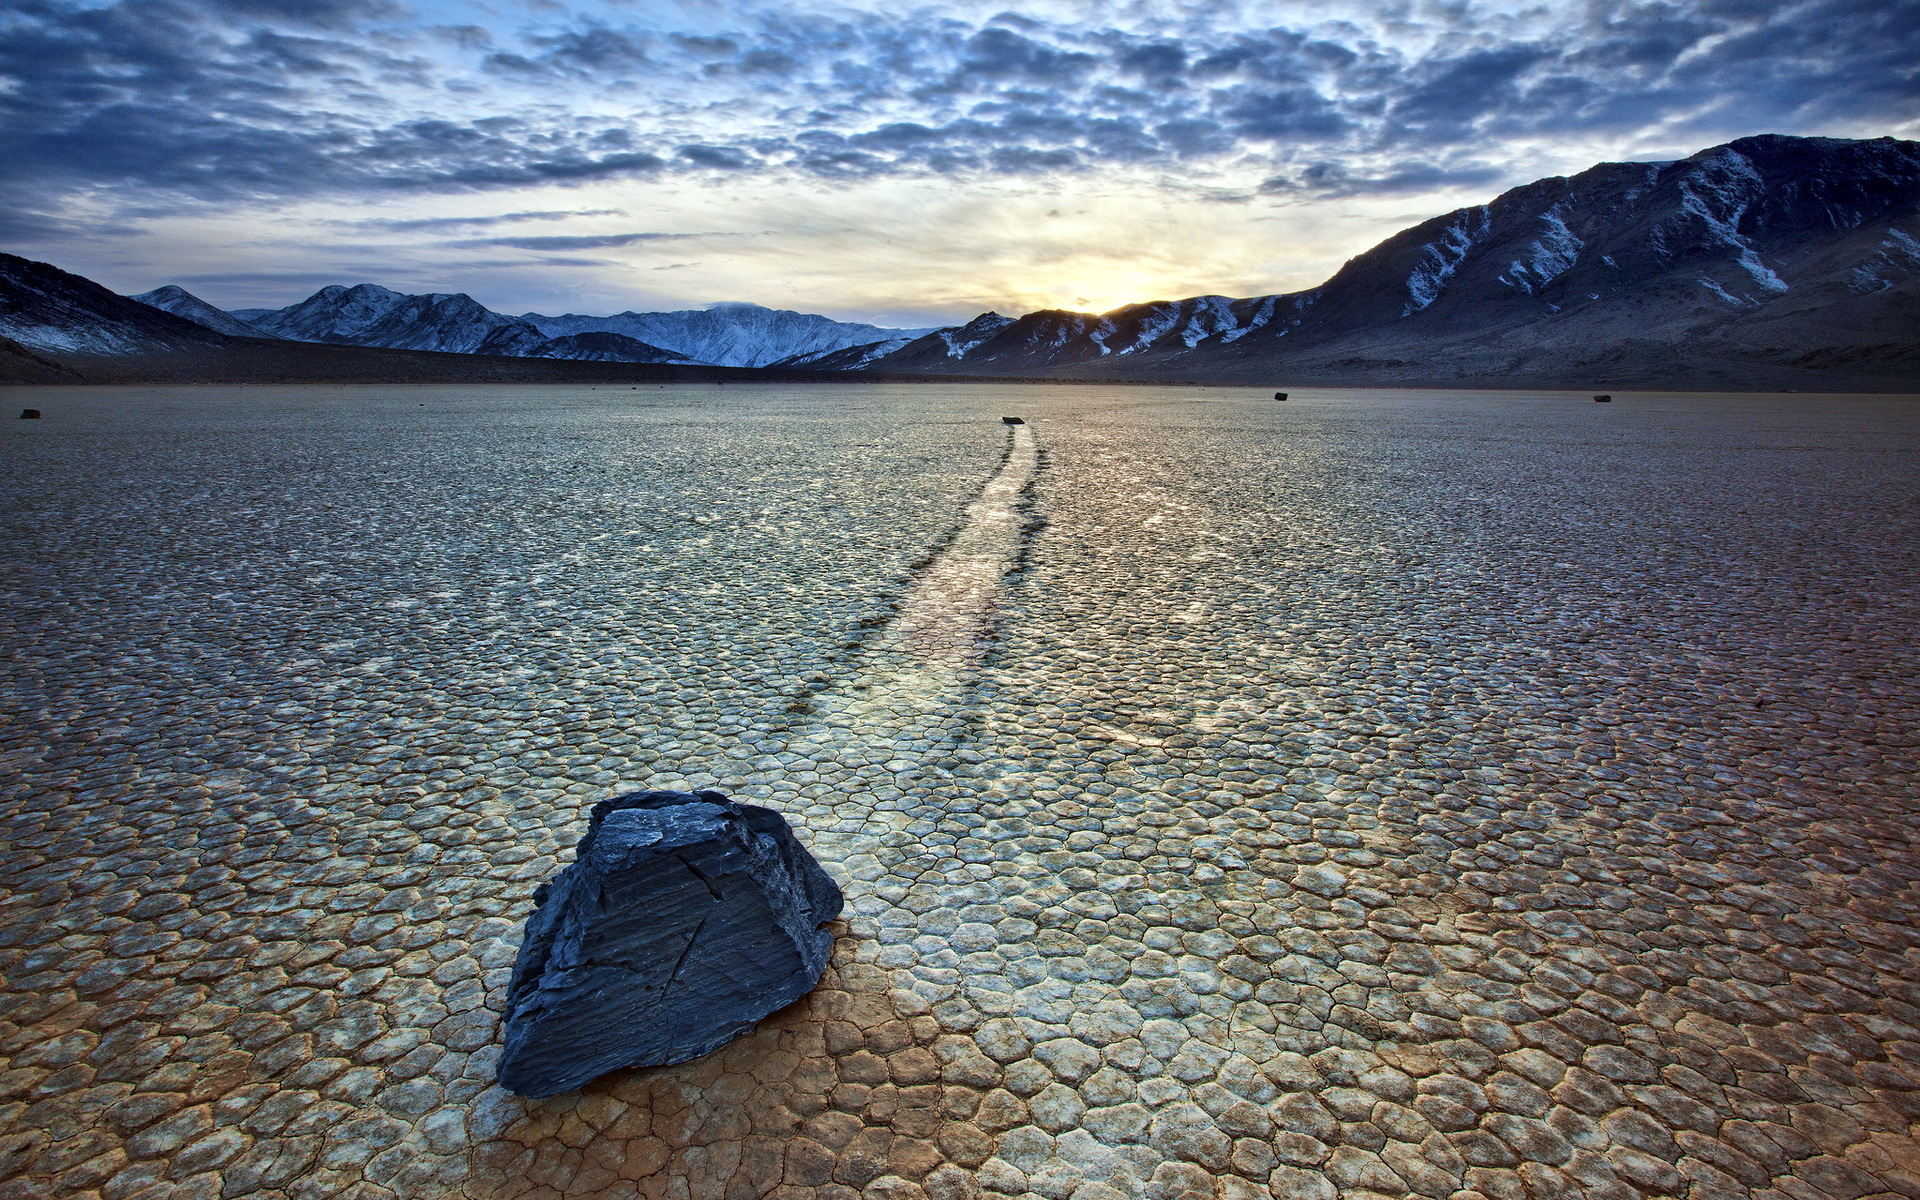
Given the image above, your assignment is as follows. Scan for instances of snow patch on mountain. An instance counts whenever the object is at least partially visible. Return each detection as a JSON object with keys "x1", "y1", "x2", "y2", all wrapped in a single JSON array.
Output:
[
  {"x1": 1848, "y1": 226, "x2": 1920, "y2": 293},
  {"x1": 1103, "y1": 305, "x2": 1172, "y2": 354},
  {"x1": 1737, "y1": 250, "x2": 1790, "y2": 294},
  {"x1": 1497, "y1": 210, "x2": 1584, "y2": 294},
  {"x1": 1660, "y1": 149, "x2": 1790, "y2": 299},
  {"x1": 771, "y1": 337, "x2": 920, "y2": 368},
  {"x1": 1179, "y1": 297, "x2": 1239, "y2": 347},
  {"x1": 1221, "y1": 295, "x2": 1282, "y2": 342},
  {"x1": 939, "y1": 313, "x2": 1015, "y2": 357},
  {"x1": 1403, "y1": 207, "x2": 1490, "y2": 315},
  {"x1": 1697, "y1": 278, "x2": 1755, "y2": 308}
]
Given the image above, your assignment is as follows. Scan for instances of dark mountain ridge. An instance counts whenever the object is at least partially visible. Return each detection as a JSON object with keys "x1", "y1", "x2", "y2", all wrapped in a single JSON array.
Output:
[
  {"x1": 0, "y1": 255, "x2": 227, "y2": 356},
  {"x1": 849, "y1": 134, "x2": 1920, "y2": 388}
]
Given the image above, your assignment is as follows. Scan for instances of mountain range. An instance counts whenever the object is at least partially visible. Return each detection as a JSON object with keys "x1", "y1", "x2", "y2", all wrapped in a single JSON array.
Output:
[
  {"x1": 186, "y1": 283, "x2": 696, "y2": 365},
  {"x1": 133, "y1": 283, "x2": 933, "y2": 368},
  {"x1": 519, "y1": 305, "x2": 939, "y2": 368},
  {"x1": 4, "y1": 134, "x2": 1915, "y2": 389},
  {"x1": 833, "y1": 134, "x2": 1920, "y2": 387}
]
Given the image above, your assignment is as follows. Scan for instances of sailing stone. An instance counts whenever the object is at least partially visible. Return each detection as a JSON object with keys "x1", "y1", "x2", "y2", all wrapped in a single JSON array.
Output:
[{"x1": 496, "y1": 789, "x2": 844, "y2": 1097}]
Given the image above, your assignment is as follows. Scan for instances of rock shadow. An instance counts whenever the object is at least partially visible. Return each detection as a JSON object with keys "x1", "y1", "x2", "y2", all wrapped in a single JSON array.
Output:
[{"x1": 466, "y1": 933, "x2": 983, "y2": 1200}]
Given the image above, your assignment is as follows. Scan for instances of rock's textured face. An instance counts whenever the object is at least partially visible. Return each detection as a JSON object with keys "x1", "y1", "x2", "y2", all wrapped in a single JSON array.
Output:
[{"x1": 497, "y1": 789, "x2": 844, "y2": 1098}]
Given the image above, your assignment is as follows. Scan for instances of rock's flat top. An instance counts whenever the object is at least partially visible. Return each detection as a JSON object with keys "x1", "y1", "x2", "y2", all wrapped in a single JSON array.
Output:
[{"x1": 1, "y1": 384, "x2": 1917, "y2": 1200}]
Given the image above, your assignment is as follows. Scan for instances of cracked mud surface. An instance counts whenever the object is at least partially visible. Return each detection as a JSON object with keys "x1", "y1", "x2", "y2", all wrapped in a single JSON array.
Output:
[{"x1": 2, "y1": 384, "x2": 1918, "y2": 1200}]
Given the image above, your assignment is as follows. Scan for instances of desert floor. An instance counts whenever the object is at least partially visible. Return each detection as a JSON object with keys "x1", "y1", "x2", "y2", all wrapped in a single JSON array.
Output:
[{"x1": 3, "y1": 384, "x2": 1917, "y2": 1200}]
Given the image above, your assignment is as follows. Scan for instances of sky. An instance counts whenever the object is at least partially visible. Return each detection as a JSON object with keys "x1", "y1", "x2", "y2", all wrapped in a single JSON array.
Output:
[{"x1": 3, "y1": 0, "x2": 1916, "y2": 326}]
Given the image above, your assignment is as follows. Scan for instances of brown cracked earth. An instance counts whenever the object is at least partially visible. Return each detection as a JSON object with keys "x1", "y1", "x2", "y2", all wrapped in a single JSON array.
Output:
[{"x1": 2, "y1": 384, "x2": 1917, "y2": 1200}]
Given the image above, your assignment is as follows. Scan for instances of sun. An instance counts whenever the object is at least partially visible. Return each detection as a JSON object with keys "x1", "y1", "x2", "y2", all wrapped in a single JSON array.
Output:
[{"x1": 1007, "y1": 267, "x2": 1196, "y2": 316}]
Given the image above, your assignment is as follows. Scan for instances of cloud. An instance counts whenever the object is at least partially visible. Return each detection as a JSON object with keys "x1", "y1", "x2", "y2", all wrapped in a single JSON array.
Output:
[
  {"x1": 0, "y1": 0, "x2": 1912, "y2": 238},
  {"x1": 357, "y1": 209, "x2": 626, "y2": 230},
  {"x1": 449, "y1": 232, "x2": 701, "y2": 249},
  {"x1": 949, "y1": 28, "x2": 1097, "y2": 84},
  {"x1": 677, "y1": 144, "x2": 756, "y2": 170},
  {"x1": 1261, "y1": 160, "x2": 1508, "y2": 199},
  {"x1": 1384, "y1": 47, "x2": 1550, "y2": 144},
  {"x1": 172, "y1": 270, "x2": 371, "y2": 288},
  {"x1": 484, "y1": 27, "x2": 653, "y2": 77}
]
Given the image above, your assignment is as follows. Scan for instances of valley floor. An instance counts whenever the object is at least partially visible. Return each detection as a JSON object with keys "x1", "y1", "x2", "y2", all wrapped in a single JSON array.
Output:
[{"x1": 3, "y1": 384, "x2": 1918, "y2": 1200}]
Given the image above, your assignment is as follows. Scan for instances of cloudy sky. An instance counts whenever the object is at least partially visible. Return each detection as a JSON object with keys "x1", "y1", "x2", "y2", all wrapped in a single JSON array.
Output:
[{"x1": 3, "y1": 0, "x2": 1915, "y2": 325}]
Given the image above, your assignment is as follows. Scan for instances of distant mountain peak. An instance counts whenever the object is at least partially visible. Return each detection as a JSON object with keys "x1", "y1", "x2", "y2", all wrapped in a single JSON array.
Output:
[
  {"x1": 130, "y1": 285, "x2": 271, "y2": 338},
  {"x1": 236, "y1": 283, "x2": 554, "y2": 357}
]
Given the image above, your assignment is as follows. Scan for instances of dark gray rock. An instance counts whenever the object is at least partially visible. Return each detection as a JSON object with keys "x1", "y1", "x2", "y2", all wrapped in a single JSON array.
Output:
[{"x1": 495, "y1": 789, "x2": 843, "y2": 1098}]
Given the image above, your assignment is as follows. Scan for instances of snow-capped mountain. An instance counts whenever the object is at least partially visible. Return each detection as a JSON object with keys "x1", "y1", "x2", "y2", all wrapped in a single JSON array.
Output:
[
  {"x1": 520, "y1": 302, "x2": 938, "y2": 368},
  {"x1": 227, "y1": 283, "x2": 696, "y2": 363},
  {"x1": 129, "y1": 285, "x2": 272, "y2": 338},
  {"x1": 235, "y1": 284, "x2": 554, "y2": 356},
  {"x1": 850, "y1": 134, "x2": 1920, "y2": 386},
  {"x1": 214, "y1": 287, "x2": 919, "y2": 366},
  {"x1": 0, "y1": 253, "x2": 226, "y2": 355}
]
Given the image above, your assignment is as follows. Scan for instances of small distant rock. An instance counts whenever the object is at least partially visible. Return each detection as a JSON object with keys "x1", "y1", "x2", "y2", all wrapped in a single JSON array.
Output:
[{"x1": 496, "y1": 789, "x2": 844, "y2": 1098}]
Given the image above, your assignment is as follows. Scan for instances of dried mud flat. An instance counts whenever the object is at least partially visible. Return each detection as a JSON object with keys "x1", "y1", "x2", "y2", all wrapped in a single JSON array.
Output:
[{"x1": 2, "y1": 383, "x2": 1918, "y2": 1200}]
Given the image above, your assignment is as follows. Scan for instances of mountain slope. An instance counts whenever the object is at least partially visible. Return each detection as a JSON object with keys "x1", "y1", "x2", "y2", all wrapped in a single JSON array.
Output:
[
  {"x1": 129, "y1": 285, "x2": 271, "y2": 338},
  {"x1": 236, "y1": 284, "x2": 555, "y2": 356},
  {"x1": 0, "y1": 332, "x2": 86, "y2": 383},
  {"x1": 0, "y1": 253, "x2": 228, "y2": 355},
  {"x1": 855, "y1": 134, "x2": 1920, "y2": 387},
  {"x1": 522, "y1": 303, "x2": 937, "y2": 368},
  {"x1": 529, "y1": 331, "x2": 701, "y2": 364},
  {"x1": 768, "y1": 336, "x2": 923, "y2": 369}
]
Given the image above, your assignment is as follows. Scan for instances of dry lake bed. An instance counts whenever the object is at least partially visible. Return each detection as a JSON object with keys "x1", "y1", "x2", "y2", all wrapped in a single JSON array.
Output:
[{"x1": 2, "y1": 383, "x2": 1918, "y2": 1200}]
